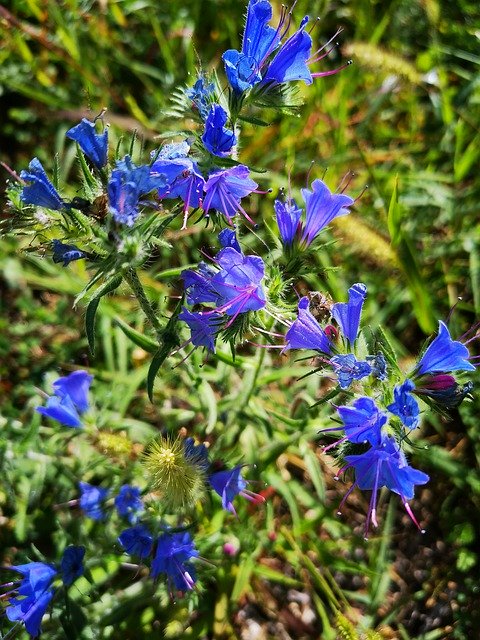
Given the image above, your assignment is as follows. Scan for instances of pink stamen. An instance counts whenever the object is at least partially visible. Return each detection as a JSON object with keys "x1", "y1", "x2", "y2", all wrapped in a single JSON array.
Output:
[{"x1": 311, "y1": 60, "x2": 353, "y2": 78}]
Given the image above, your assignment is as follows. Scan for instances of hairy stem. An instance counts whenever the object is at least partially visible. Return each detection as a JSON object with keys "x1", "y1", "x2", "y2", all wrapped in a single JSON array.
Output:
[{"x1": 123, "y1": 268, "x2": 162, "y2": 338}]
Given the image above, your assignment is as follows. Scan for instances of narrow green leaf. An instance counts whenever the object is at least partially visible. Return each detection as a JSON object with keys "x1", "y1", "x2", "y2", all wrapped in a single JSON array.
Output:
[{"x1": 114, "y1": 316, "x2": 158, "y2": 353}]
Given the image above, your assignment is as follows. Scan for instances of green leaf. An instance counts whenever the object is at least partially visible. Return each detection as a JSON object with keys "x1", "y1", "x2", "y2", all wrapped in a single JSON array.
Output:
[
  {"x1": 146, "y1": 297, "x2": 183, "y2": 401},
  {"x1": 114, "y1": 316, "x2": 158, "y2": 353},
  {"x1": 85, "y1": 274, "x2": 123, "y2": 354}
]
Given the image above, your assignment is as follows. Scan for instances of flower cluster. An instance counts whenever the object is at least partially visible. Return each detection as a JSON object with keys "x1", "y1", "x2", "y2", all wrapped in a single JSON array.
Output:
[
  {"x1": 282, "y1": 282, "x2": 477, "y2": 535},
  {"x1": 2, "y1": 547, "x2": 85, "y2": 637}
]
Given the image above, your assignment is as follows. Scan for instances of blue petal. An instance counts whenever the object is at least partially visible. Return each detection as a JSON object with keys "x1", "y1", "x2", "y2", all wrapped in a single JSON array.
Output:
[
  {"x1": 20, "y1": 158, "x2": 64, "y2": 210},
  {"x1": 387, "y1": 379, "x2": 420, "y2": 429},
  {"x1": 274, "y1": 199, "x2": 302, "y2": 245},
  {"x1": 52, "y1": 370, "x2": 93, "y2": 413},
  {"x1": 118, "y1": 525, "x2": 153, "y2": 558},
  {"x1": 285, "y1": 297, "x2": 332, "y2": 353},
  {"x1": 416, "y1": 321, "x2": 475, "y2": 375},
  {"x1": 300, "y1": 179, "x2": 353, "y2": 246},
  {"x1": 331, "y1": 283, "x2": 367, "y2": 345},
  {"x1": 60, "y1": 546, "x2": 85, "y2": 586},
  {"x1": 202, "y1": 104, "x2": 237, "y2": 157},
  {"x1": 66, "y1": 118, "x2": 108, "y2": 169},
  {"x1": 263, "y1": 22, "x2": 313, "y2": 85},
  {"x1": 52, "y1": 240, "x2": 86, "y2": 267},
  {"x1": 36, "y1": 395, "x2": 82, "y2": 428}
]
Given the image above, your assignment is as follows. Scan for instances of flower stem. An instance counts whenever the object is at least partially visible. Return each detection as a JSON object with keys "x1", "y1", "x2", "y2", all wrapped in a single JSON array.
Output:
[{"x1": 123, "y1": 268, "x2": 162, "y2": 338}]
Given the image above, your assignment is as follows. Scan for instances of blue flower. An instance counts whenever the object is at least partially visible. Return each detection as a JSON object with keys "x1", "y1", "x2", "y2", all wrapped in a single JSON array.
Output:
[
  {"x1": 416, "y1": 321, "x2": 475, "y2": 376},
  {"x1": 209, "y1": 466, "x2": 246, "y2": 514},
  {"x1": 186, "y1": 76, "x2": 215, "y2": 120},
  {"x1": 331, "y1": 283, "x2": 367, "y2": 345},
  {"x1": 212, "y1": 248, "x2": 266, "y2": 315},
  {"x1": 108, "y1": 156, "x2": 166, "y2": 226},
  {"x1": 262, "y1": 17, "x2": 313, "y2": 85},
  {"x1": 202, "y1": 165, "x2": 258, "y2": 225},
  {"x1": 36, "y1": 394, "x2": 82, "y2": 428},
  {"x1": 52, "y1": 370, "x2": 93, "y2": 413},
  {"x1": 178, "y1": 308, "x2": 221, "y2": 352},
  {"x1": 342, "y1": 435, "x2": 429, "y2": 534},
  {"x1": 20, "y1": 158, "x2": 65, "y2": 210},
  {"x1": 183, "y1": 437, "x2": 210, "y2": 472},
  {"x1": 182, "y1": 262, "x2": 219, "y2": 306},
  {"x1": 78, "y1": 481, "x2": 109, "y2": 520},
  {"x1": 181, "y1": 238, "x2": 266, "y2": 319},
  {"x1": 218, "y1": 228, "x2": 242, "y2": 253},
  {"x1": 336, "y1": 397, "x2": 387, "y2": 446},
  {"x1": 202, "y1": 104, "x2": 237, "y2": 157},
  {"x1": 222, "y1": 0, "x2": 280, "y2": 93},
  {"x1": 151, "y1": 532, "x2": 198, "y2": 591},
  {"x1": 60, "y1": 546, "x2": 85, "y2": 587},
  {"x1": 66, "y1": 118, "x2": 108, "y2": 169},
  {"x1": 367, "y1": 352, "x2": 387, "y2": 381},
  {"x1": 52, "y1": 240, "x2": 86, "y2": 267},
  {"x1": 387, "y1": 379, "x2": 420, "y2": 429},
  {"x1": 284, "y1": 297, "x2": 332, "y2": 353},
  {"x1": 274, "y1": 198, "x2": 303, "y2": 246},
  {"x1": 300, "y1": 179, "x2": 354, "y2": 247},
  {"x1": 5, "y1": 562, "x2": 57, "y2": 638},
  {"x1": 331, "y1": 354, "x2": 372, "y2": 389},
  {"x1": 118, "y1": 525, "x2": 153, "y2": 558},
  {"x1": 114, "y1": 485, "x2": 144, "y2": 524},
  {"x1": 209, "y1": 465, "x2": 264, "y2": 515}
]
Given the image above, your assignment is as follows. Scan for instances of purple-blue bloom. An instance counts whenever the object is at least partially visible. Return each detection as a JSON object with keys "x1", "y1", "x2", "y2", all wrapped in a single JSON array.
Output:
[
  {"x1": 108, "y1": 156, "x2": 166, "y2": 226},
  {"x1": 202, "y1": 165, "x2": 258, "y2": 225},
  {"x1": 209, "y1": 465, "x2": 265, "y2": 515},
  {"x1": 114, "y1": 485, "x2": 144, "y2": 524},
  {"x1": 387, "y1": 379, "x2": 420, "y2": 429},
  {"x1": 341, "y1": 435, "x2": 429, "y2": 534},
  {"x1": 331, "y1": 283, "x2": 367, "y2": 345},
  {"x1": 274, "y1": 198, "x2": 303, "y2": 246},
  {"x1": 367, "y1": 352, "x2": 387, "y2": 380},
  {"x1": 183, "y1": 437, "x2": 210, "y2": 472},
  {"x1": 118, "y1": 525, "x2": 153, "y2": 558},
  {"x1": 284, "y1": 297, "x2": 332, "y2": 353},
  {"x1": 209, "y1": 465, "x2": 247, "y2": 514},
  {"x1": 336, "y1": 397, "x2": 387, "y2": 446},
  {"x1": 151, "y1": 532, "x2": 198, "y2": 591},
  {"x1": 20, "y1": 158, "x2": 65, "y2": 210},
  {"x1": 331, "y1": 354, "x2": 372, "y2": 389},
  {"x1": 60, "y1": 546, "x2": 85, "y2": 587},
  {"x1": 178, "y1": 308, "x2": 221, "y2": 352},
  {"x1": 202, "y1": 104, "x2": 237, "y2": 157},
  {"x1": 52, "y1": 370, "x2": 93, "y2": 413},
  {"x1": 262, "y1": 16, "x2": 312, "y2": 85},
  {"x1": 222, "y1": 0, "x2": 280, "y2": 93},
  {"x1": 78, "y1": 481, "x2": 109, "y2": 520},
  {"x1": 181, "y1": 240, "x2": 266, "y2": 319},
  {"x1": 300, "y1": 179, "x2": 353, "y2": 247},
  {"x1": 52, "y1": 240, "x2": 86, "y2": 267},
  {"x1": 218, "y1": 228, "x2": 242, "y2": 252},
  {"x1": 66, "y1": 118, "x2": 108, "y2": 169},
  {"x1": 36, "y1": 394, "x2": 82, "y2": 428},
  {"x1": 212, "y1": 248, "x2": 266, "y2": 316},
  {"x1": 416, "y1": 321, "x2": 475, "y2": 376},
  {"x1": 186, "y1": 75, "x2": 215, "y2": 120},
  {"x1": 5, "y1": 562, "x2": 57, "y2": 638}
]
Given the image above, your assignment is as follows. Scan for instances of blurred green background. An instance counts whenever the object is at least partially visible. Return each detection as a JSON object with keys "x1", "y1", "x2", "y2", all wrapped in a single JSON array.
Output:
[{"x1": 1, "y1": 0, "x2": 479, "y2": 638}]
